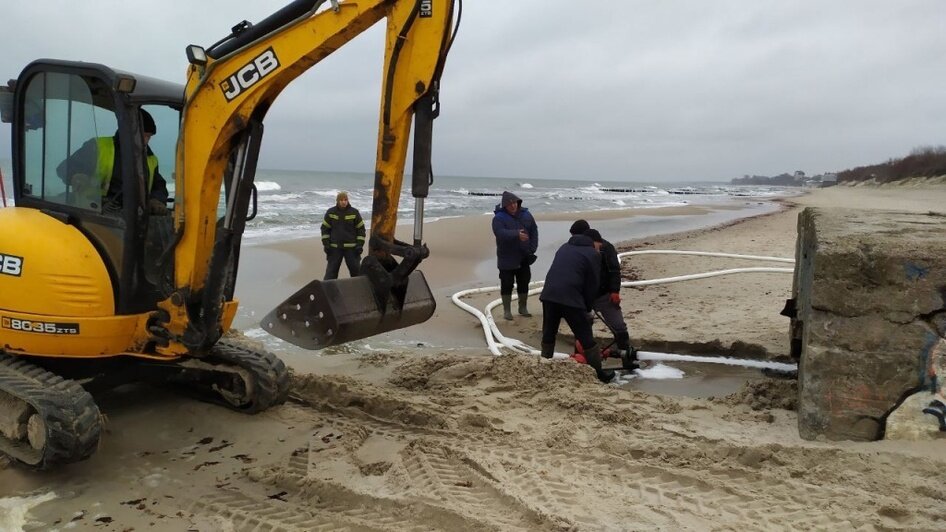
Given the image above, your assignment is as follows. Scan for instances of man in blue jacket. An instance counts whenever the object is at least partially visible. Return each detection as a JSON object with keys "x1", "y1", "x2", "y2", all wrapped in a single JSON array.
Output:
[
  {"x1": 492, "y1": 191, "x2": 539, "y2": 320},
  {"x1": 539, "y1": 230, "x2": 614, "y2": 383}
]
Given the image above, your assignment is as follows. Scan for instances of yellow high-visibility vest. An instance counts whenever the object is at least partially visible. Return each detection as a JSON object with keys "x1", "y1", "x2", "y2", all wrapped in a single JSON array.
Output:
[{"x1": 95, "y1": 137, "x2": 158, "y2": 192}]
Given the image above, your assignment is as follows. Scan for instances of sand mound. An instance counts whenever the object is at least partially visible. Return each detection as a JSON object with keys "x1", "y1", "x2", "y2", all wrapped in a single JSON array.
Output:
[
  {"x1": 718, "y1": 378, "x2": 798, "y2": 411},
  {"x1": 390, "y1": 353, "x2": 599, "y2": 390}
]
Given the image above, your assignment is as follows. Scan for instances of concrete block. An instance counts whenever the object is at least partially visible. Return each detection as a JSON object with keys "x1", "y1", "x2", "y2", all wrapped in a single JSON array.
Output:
[{"x1": 793, "y1": 208, "x2": 946, "y2": 441}]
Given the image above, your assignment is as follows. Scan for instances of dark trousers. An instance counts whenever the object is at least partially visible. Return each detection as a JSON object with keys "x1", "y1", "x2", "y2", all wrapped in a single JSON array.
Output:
[
  {"x1": 541, "y1": 301, "x2": 596, "y2": 350},
  {"x1": 324, "y1": 248, "x2": 361, "y2": 280},
  {"x1": 592, "y1": 293, "x2": 628, "y2": 336},
  {"x1": 499, "y1": 265, "x2": 531, "y2": 295}
]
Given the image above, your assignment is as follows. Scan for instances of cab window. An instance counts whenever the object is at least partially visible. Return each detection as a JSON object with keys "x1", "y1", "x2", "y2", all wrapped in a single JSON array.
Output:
[
  {"x1": 20, "y1": 72, "x2": 117, "y2": 213},
  {"x1": 140, "y1": 104, "x2": 178, "y2": 209}
]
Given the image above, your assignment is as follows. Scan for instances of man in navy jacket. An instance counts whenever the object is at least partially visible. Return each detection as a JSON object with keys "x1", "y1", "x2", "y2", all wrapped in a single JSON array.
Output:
[
  {"x1": 492, "y1": 191, "x2": 539, "y2": 320},
  {"x1": 539, "y1": 231, "x2": 614, "y2": 383},
  {"x1": 576, "y1": 224, "x2": 637, "y2": 369}
]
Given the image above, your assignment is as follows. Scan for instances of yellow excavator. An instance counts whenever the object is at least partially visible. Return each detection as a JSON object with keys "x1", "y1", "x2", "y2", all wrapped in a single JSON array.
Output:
[{"x1": 0, "y1": 0, "x2": 459, "y2": 469}]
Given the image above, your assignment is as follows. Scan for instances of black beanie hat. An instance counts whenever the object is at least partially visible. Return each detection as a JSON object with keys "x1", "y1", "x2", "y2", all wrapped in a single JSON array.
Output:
[
  {"x1": 569, "y1": 219, "x2": 590, "y2": 235},
  {"x1": 584, "y1": 228, "x2": 603, "y2": 243},
  {"x1": 140, "y1": 109, "x2": 156, "y2": 134}
]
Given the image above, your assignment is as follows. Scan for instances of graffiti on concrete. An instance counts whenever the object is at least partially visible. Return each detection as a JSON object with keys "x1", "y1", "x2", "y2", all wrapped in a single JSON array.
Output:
[
  {"x1": 904, "y1": 262, "x2": 930, "y2": 281},
  {"x1": 922, "y1": 337, "x2": 946, "y2": 431}
]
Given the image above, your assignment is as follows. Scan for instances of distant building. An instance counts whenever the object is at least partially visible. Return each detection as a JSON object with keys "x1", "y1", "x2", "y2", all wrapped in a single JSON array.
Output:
[{"x1": 821, "y1": 173, "x2": 838, "y2": 187}]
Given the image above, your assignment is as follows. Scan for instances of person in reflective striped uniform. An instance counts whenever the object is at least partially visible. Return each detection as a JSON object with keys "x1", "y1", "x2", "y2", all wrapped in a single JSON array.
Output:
[{"x1": 321, "y1": 191, "x2": 366, "y2": 280}]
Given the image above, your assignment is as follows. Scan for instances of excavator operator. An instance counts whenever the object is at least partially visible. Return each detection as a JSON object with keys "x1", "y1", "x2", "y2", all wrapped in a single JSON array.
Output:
[{"x1": 57, "y1": 109, "x2": 169, "y2": 215}]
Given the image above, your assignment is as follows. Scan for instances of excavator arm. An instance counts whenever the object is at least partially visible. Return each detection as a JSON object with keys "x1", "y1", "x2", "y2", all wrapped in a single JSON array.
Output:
[{"x1": 155, "y1": 0, "x2": 458, "y2": 354}]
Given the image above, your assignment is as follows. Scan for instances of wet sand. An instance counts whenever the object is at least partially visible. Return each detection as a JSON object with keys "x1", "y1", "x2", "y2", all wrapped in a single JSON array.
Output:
[{"x1": 2, "y1": 185, "x2": 945, "y2": 531}]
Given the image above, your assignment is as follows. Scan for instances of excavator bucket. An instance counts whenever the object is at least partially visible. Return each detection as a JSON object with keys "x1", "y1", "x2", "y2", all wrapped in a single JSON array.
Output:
[{"x1": 261, "y1": 270, "x2": 436, "y2": 349}]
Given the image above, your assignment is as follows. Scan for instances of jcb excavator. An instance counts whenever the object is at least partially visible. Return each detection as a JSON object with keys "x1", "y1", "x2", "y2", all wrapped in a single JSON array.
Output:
[{"x1": 0, "y1": 0, "x2": 459, "y2": 469}]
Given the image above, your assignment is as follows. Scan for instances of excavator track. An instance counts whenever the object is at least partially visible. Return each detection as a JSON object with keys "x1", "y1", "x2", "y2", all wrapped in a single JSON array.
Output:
[
  {"x1": 156, "y1": 339, "x2": 290, "y2": 414},
  {"x1": 0, "y1": 353, "x2": 102, "y2": 470}
]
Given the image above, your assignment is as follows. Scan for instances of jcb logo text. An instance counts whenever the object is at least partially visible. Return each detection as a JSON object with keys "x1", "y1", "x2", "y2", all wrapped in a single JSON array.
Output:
[
  {"x1": 0, "y1": 253, "x2": 23, "y2": 277},
  {"x1": 220, "y1": 48, "x2": 280, "y2": 101}
]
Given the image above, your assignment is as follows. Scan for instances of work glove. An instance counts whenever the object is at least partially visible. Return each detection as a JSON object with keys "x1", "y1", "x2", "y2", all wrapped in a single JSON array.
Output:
[
  {"x1": 355, "y1": 247, "x2": 364, "y2": 255},
  {"x1": 323, "y1": 246, "x2": 330, "y2": 255},
  {"x1": 609, "y1": 292, "x2": 621, "y2": 304},
  {"x1": 148, "y1": 198, "x2": 168, "y2": 215}
]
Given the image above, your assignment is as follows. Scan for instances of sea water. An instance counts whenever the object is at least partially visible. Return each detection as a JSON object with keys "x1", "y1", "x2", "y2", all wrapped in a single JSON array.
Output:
[
  {"x1": 0, "y1": 159, "x2": 794, "y2": 245},
  {"x1": 240, "y1": 169, "x2": 792, "y2": 243}
]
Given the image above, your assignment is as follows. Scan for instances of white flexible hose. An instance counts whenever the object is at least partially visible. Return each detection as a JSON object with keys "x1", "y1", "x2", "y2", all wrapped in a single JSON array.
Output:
[
  {"x1": 636, "y1": 351, "x2": 797, "y2": 372},
  {"x1": 482, "y1": 292, "x2": 541, "y2": 355},
  {"x1": 618, "y1": 250, "x2": 794, "y2": 263},
  {"x1": 450, "y1": 286, "x2": 504, "y2": 356},
  {"x1": 451, "y1": 249, "x2": 798, "y2": 371},
  {"x1": 620, "y1": 266, "x2": 794, "y2": 287}
]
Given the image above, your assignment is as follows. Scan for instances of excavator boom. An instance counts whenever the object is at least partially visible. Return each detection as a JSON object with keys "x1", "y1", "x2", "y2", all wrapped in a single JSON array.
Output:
[{"x1": 158, "y1": 0, "x2": 458, "y2": 351}]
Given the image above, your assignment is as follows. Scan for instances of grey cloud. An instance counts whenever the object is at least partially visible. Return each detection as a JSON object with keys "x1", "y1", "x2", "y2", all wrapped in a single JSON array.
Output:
[{"x1": 1, "y1": 0, "x2": 944, "y2": 182}]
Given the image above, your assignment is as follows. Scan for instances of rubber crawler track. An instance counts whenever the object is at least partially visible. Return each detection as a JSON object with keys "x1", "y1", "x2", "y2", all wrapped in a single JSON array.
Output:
[
  {"x1": 208, "y1": 339, "x2": 290, "y2": 414},
  {"x1": 0, "y1": 353, "x2": 102, "y2": 469}
]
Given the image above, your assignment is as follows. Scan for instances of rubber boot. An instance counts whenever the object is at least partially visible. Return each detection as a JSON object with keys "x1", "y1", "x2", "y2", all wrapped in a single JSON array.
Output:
[
  {"x1": 501, "y1": 294, "x2": 514, "y2": 321},
  {"x1": 615, "y1": 331, "x2": 639, "y2": 371},
  {"x1": 541, "y1": 342, "x2": 555, "y2": 359},
  {"x1": 517, "y1": 292, "x2": 532, "y2": 317},
  {"x1": 615, "y1": 331, "x2": 632, "y2": 353},
  {"x1": 583, "y1": 344, "x2": 615, "y2": 383}
]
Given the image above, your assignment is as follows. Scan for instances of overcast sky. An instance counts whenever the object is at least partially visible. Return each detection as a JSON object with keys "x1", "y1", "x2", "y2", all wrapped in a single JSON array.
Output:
[{"x1": 1, "y1": 1, "x2": 944, "y2": 182}]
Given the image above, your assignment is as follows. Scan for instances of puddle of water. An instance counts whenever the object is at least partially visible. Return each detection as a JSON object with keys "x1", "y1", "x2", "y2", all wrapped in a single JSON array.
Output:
[{"x1": 619, "y1": 361, "x2": 763, "y2": 399}]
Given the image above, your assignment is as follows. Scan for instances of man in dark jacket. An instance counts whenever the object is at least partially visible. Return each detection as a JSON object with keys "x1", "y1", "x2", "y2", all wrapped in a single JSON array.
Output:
[
  {"x1": 321, "y1": 191, "x2": 366, "y2": 280},
  {"x1": 573, "y1": 222, "x2": 637, "y2": 368},
  {"x1": 492, "y1": 191, "x2": 539, "y2": 320},
  {"x1": 539, "y1": 231, "x2": 614, "y2": 383}
]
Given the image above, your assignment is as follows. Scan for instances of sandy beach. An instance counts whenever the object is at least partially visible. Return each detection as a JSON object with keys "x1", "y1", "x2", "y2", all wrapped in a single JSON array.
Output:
[{"x1": 2, "y1": 185, "x2": 945, "y2": 531}]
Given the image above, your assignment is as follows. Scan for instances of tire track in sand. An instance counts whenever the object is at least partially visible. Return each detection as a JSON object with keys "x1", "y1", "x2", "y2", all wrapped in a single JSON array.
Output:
[
  {"x1": 186, "y1": 394, "x2": 941, "y2": 531},
  {"x1": 288, "y1": 402, "x2": 918, "y2": 530}
]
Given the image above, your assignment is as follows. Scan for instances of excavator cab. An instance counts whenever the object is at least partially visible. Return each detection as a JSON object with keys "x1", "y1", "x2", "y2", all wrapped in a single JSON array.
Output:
[
  {"x1": 0, "y1": 59, "x2": 296, "y2": 468},
  {"x1": 1, "y1": 62, "x2": 182, "y2": 317}
]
